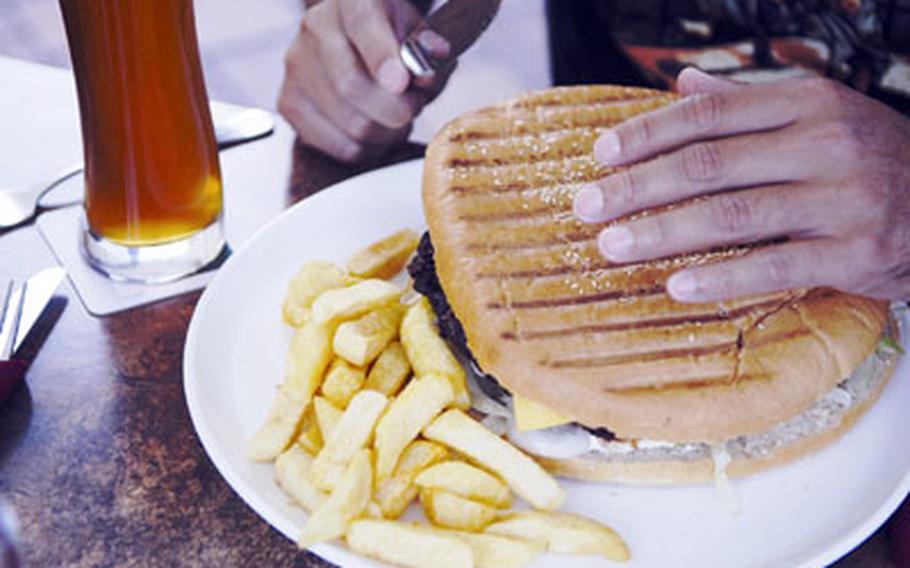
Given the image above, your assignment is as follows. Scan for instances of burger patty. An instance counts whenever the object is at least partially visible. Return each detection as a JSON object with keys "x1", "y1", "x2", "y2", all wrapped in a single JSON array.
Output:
[
  {"x1": 408, "y1": 234, "x2": 512, "y2": 404},
  {"x1": 408, "y1": 234, "x2": 471, "y2": 365},
  {"x1": 408, "y1": 232, "x2": 616, "y2": 441}
]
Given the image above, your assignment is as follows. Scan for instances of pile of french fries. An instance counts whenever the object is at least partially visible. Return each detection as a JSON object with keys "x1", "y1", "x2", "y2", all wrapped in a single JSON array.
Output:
[{"x1": 247, "y1": 229, "x2": 630, "y2": 568}]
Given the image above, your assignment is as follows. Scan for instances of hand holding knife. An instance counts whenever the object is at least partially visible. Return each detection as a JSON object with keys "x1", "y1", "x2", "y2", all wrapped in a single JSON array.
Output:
[{"x1": 278, "y1": 0, "x2": 499, "y2": 162}]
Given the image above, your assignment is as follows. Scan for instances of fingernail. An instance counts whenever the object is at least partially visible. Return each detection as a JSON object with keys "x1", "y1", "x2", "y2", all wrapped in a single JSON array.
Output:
[
  {"x1": 377, "y1": 58, "x2": 409, "y2": 94},
  {"x1": 680, "y1": 66, "x2": 713, "y2": 81},
  {"x1": 594, "y1": 130, "x2": 622, "y2": 164},
  {"x1": 573, "y1": 185, "x2": 604, "y2": 222},
  {"x1": 417, "y1": 30, "x2": 451, "y2": 58},
  {"x1": 598, "y1": 226, "x2": 635, "y2": 261},
  {"x1": 341, "y1": 142, "x2": 362, "y2": 162},
  {"x1": 668, "y1": 271, "x2": 698, "y2": 300}
]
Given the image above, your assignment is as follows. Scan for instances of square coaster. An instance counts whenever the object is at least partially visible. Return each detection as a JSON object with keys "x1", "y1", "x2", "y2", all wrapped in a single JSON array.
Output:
[{"x1": 36, "y1": 206, "x2": 225, "y2": 316}]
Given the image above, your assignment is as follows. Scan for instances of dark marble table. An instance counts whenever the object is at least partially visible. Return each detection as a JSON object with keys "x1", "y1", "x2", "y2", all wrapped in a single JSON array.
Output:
[{"x1": 0, "y1": 56, "x2": 902, "y2": 567}]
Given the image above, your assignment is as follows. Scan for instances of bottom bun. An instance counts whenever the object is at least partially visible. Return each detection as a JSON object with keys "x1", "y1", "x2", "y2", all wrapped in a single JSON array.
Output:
[{"x1": 537, "y1": 345, "x2": 898, "y2": 485}]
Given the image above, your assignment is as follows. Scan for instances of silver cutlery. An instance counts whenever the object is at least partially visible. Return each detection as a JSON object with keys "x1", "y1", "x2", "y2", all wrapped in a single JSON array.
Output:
[
  {"x1": 0, "y1": 278, "x2": 25, "y2": 361},
  {"x1": 0, "y1": 276, "x2": 27, "y2": 404},
  {"x1": 0, "y1": 107, "x2": 275, "y2": 229},
  {"x1": 0, "y1": 268, "x2": 65, "y2": 403},
  {"x1": 0, "y1": 268, "x2": 65, "y2": 357},
  {"x1": 13, "y1": 268, "x2": 66, "y2": 353}
]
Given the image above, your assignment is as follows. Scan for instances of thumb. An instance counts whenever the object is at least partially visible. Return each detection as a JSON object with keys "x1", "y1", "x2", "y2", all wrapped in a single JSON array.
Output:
[{"x1": 676, "y1": 67, "x2": 740, "y2": 95}]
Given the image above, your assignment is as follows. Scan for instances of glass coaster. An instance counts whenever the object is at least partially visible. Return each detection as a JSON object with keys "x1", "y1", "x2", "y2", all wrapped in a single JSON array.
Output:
[{"x1": 36, "y1": 206, "x2": 229, "y2": 316}]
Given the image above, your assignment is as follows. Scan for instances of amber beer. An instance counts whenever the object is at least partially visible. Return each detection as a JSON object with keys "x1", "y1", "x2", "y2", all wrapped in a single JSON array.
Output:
[{"x1": 60, "y1": 0, "x2": 224, "y2": 282}]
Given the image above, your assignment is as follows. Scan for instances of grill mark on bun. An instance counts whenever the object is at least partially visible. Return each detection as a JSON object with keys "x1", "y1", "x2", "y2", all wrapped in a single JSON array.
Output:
[
  {"x1": 608, "y1": 373, "x2": 770, "y2": 393},
  {"x1": 467, "y1": 234, "x2": 597, "y2": 254},
  {"x1": 512, "y1": 91, "x2": 667, "y2": 107},
  {"x1": 447, "y1": 162, "x2": 603, "y2": 196},
  {"x1": 446, "y1": 154, "x2": 590, "y2": 170},
  {"x1": 477, "y1": 249, "x2": 738, "y2": 280},
  {"x1": 446, "y1": 135, "x2": 598, "y2": 168},
  {"x1": 447, "y1": 146, "x2": 592, "y2": 168},
  {"x1": 447, "y1": 155, "x2": 602, "y2": 177},
  {"x1": 499, "y1": 298, "x2": 786, "y2": 340},
  {"x1": 452, "y1": 181, "x2": 584, "y2": 203},
  {"x1": 479, "y1": 261, "x2": 613, "y2": 279},
  {"x1": 475, "y1": 249, "x2": 666, "y2": 279},
  {"x1": 446, "y1": 98, "x2": 673, "y2": 142},
  {"x1": 547, "y1": 328, "x2": 811, "y2": 372},
  {"x1": 486, "y1": 286, "x2": 666, "y2": 310},
  {"x1": 458, "y1": 206, "x2": 565, "y2": 223},
  {"x1": 549, "y1": 342, "x2": 736, "y2": 369},
  {"x1": 449, "y1": 122, "x2": 614, "y2": 142},
  {"x1": 451, "y1": 182, "x2": 531, "y2": 195}
]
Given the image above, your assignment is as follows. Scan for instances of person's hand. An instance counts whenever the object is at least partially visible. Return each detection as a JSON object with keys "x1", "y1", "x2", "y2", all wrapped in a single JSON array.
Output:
[
  {"x1": 278, "y1": 0, "x2": 454, "y2": 162},
  {"x1": 573, "y1": 68, "x2": 910, "y2": 303}
]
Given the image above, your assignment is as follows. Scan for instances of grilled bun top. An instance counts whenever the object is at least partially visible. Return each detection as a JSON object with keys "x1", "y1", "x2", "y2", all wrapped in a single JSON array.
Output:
[{"x1": 422, "y1": 85, "x2": 889, "y2": 444}]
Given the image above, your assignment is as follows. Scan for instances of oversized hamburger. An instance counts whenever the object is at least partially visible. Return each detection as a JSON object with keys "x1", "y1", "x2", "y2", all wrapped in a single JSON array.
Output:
[{"x1": 408, "y1": 85, "x2": 900, "y2": 484}]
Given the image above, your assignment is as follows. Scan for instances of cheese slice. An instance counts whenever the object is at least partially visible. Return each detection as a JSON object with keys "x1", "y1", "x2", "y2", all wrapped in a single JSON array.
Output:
[{"x1": 513, "y1": 395, "x2": 570, "y2": 431}]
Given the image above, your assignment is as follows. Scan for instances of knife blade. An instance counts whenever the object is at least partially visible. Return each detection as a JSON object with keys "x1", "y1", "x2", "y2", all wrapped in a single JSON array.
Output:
[
  {"x1": 13, "y1": 267, "x2": 66, "y2": 354},
  {"x1": 400, "y1": 0, "x2": 502, "y2": 78}
]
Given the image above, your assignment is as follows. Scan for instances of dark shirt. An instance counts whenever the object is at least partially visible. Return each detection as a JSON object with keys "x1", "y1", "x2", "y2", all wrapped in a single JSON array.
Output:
[{"x1": 546, "y1": 0, "x2": 910, "y2": 114}]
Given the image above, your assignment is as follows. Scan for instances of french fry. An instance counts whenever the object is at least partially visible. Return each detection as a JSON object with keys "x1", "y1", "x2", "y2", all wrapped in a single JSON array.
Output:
[
  {"x1": 311, "y1": 279, "x2": 401, "y2": 325},
  {"x1": 346, "y1": 520, "x2": 473, "y2": 568},
  {"x1": 400, "y1": 298, "x2": 470, "y2": 409},
  {"x1": 365, "y1": 500, "x2": 384, "y2": 519},
  {"x1": 283, "y1": 320, "x2": 335, "y2": 401},
  {"x1": 364, "y1": 342, "x2": 411, "y2": 396},
  {"x1": 375, "y1": 440, "x2": 449, "y2": 519},
  {"x1": 423, "y1": 410, "x2": 565, "y2": 511},
  {"x1": 295, "y1": 405, "x2": 323, "y2": 456},
  {"x1": 246, "y1": 388, "x2": 307, "y2": 461},
  {"x1": 346, "y1": 229, "x2": 420, "y2": 280},
  {"x1": 297, "y1": 449, "x2": 372, "y2": 548},
  {"x1": 414, "y1": 461, "x2": 511, "y2": 509},
  {"x1": 421, "y1": 489, "x2": 498, "y2": 531},
  {"x1": 309, "y1": 455, "x2": 346, "y2": 494},
  {"x1": 275, "y1": 445, "x2": 327, "y2": 512},
  {"x1": 446, "y1": 531, "x2": 544, "y2": 568},
  {"x1": 374, "y1": 374, "x2": 454, "y2": 480},
  {"x1": 313, "y1": 396, "x2": 342, "y2": 440},
  {"x1": 321, "y1": 359, "x2": 366, "y2": 409},
  {"x1": 310, "y1": 390, "x2": 388, "y2": 491},
  {"x1": 282, "y1": 260, "x2": 351, "y2": 327},
  {"x1": 247, "y1": 319, "x2": 334, "y2": 461},
  {"x1": 333, "y1": 304, "x2": 405, "y2": 366},
  {"x1": 485, "y1": 511, "x2": 630, "y2": 562}
]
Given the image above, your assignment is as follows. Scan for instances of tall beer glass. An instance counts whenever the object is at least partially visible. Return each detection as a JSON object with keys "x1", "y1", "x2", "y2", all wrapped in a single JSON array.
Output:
[{"x1": 60, "y1": 0, "x2": 225, "y2": 283}]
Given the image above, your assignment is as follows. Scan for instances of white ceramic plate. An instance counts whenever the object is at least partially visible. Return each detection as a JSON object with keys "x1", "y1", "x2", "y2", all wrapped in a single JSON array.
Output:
[{"x1": 184, "y1": 159, "x2": 910, "y2": 568}]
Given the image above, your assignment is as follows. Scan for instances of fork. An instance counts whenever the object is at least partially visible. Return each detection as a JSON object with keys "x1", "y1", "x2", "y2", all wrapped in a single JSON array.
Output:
[
  {"x1": 0, "y1": 278, "x2": 23, "y2": 359},
  {"x1": 0, "y1": 278, "x2": 26, "y2": 403}
]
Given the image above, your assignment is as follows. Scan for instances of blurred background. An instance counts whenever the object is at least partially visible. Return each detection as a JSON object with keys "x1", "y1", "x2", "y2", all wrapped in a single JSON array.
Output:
[{"x1": 0, "y1": 0, "x2": 550, "y2": 143}]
